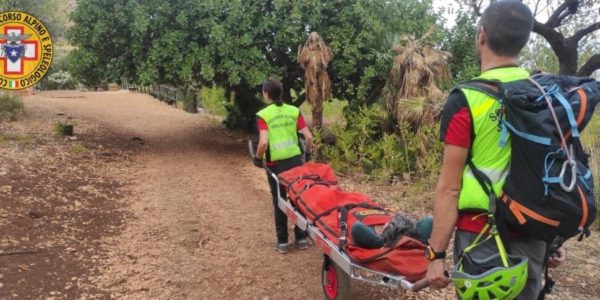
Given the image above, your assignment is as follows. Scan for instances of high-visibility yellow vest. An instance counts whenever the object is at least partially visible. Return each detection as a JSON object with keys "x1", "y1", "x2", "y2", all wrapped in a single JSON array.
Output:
[
  {"x1": 256, "y1": 103, "x2": 302, "y2": 161},
  {"x1": 458, "y1": 67, "x2": 530, "y2": 211}
]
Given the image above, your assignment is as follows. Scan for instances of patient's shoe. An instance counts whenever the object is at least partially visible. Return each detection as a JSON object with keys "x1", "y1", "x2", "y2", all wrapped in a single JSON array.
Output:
[
  {"x1": 296, "y1": 238, "x2": 309, "y2": 250},
  {"x1": 275, "y1": 242, "x2": 289, "y2": 254}
]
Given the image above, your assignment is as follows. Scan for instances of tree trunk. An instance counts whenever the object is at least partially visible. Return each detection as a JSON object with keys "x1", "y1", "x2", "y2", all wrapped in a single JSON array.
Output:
[
  {"x1": 557, "y1": 48, "x2": 578, "y2": 75},
  {"x1": 577, "y1": 54, "x2": 600, "y2": 77},
  {"x1": 183, "y1": 85, "x2": 198, "y2": 113},
  {"x1": 555, "y1": 39, "x2": 579, "y2": 75},
  {"x1": 312, "y1": 101, "x2": 323, "y2": 129},
  {"x1": 534, "y1": 21, "x2": 579, "y2": 75},
  {"x1": 530, "y1": 3, "x2": 600, "y2": 76}
]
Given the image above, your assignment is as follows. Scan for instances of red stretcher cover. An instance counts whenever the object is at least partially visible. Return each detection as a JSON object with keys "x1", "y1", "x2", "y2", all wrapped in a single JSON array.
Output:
[{"x1": 278, "y1": 162, "x2": 428, "y2": 282}]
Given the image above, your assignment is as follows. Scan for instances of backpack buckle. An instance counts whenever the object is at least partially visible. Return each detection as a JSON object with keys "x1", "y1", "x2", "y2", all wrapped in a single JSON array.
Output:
[{"x1": 558, "y1": 159, "x2": 577, "y2": 192}]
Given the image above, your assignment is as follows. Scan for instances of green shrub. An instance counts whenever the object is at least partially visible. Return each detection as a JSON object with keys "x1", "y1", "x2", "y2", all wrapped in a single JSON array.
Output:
[
  {"x1": 53, "y1": 120, "x2": 74, "y2": 137},
  {"x1": 300, "y1": 98, "x2": 348, "y2": 126},
  {"x1": 0, "y1": 93, "x2": 24, "y2": 121},
  {"x1": 318, "y1": 106, "x2": 382, "y2": 173},
  {"x1": 200, "y1": 86, "x2": 228, "y2": 116},
  {"x1": 54, "y1": 121, "x2": 66, "y2": 137},
  {"x1": 223, "y1": 93, "x2": 264, "y2": 132},
  {"x1": 317, "y1": 105, "x2": 442, "y2": 185}
]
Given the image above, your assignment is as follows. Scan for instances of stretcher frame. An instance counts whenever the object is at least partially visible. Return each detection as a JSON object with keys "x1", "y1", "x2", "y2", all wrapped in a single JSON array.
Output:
[
  {"x1": 249, "y1": 140, "x2": 428, "y2": 298},
  {"x1": 268, "y1": 168, "x2": 428, "y2": 293}
]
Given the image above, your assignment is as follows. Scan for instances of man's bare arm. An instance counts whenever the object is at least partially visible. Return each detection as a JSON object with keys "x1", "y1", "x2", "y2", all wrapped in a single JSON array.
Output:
[
  {"x1": 426, "y1": 144, "x2": 469, "y2": 288},
  {"x1": 430, "y1": 144, "x2": 468, "y2": 251}
]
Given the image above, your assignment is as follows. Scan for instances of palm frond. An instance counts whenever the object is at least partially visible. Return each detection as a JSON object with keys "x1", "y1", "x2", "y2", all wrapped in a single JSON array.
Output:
[
  {"x1": 298, "y1": 32, "x2": 333, "y2": 129},
  {"x1": 385, "y1": 28, "x2": 451, "y2": 130}
]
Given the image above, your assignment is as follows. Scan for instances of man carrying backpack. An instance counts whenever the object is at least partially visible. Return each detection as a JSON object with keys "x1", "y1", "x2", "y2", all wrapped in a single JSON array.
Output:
[{"x1": 425, "y1": 1, "x2": 571, "y2": 299}]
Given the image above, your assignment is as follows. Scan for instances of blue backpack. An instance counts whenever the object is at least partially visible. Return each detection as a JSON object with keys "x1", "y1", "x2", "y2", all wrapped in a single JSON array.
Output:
[{"x1": 461, "y1": 74, "x2": 599, "y2": 243}]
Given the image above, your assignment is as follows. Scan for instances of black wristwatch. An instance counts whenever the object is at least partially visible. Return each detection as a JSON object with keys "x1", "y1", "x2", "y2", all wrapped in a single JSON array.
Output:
[{"x1": 425, "y1": 246, "x2": 446, "y2": 261}]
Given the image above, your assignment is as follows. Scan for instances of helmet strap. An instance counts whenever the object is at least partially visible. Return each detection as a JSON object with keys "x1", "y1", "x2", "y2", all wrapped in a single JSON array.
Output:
[
  {"x1": 458, "y1": 220, "x2": 511, "y2": 271},
  {"x1": 463, "y1": 160, "x2": 512, "y2": 268}
]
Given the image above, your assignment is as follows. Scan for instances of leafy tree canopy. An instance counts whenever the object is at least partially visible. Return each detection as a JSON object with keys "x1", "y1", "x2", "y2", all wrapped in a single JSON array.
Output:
[
  {"x1": 68, "y1": 0, "x2": 440, "y2": 129},
  {"x1": 442, "y1": 12, "x2": 479, "y2": 85}
]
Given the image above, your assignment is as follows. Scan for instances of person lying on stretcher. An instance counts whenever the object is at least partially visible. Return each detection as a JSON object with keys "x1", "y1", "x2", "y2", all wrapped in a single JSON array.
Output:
[{"x1": 351, "y1": 213, "x2": 433, "y2": 249}]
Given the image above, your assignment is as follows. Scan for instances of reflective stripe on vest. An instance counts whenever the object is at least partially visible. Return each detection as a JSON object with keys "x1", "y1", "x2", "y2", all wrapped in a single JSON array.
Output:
[
  {"x1": 256, "y1": 103, "x2": 301, "y2": 161},
  {"x1": 458, "y1": 67, "x2": 530, "y2": 211}
]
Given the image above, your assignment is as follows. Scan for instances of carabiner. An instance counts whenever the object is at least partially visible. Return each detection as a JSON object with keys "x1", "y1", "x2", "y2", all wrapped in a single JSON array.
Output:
[{"x1": 558, "y1": 159, "x2": 577, "y2": 192}]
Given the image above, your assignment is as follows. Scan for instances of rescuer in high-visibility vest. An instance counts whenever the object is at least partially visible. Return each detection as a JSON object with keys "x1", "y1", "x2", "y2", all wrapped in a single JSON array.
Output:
[
  {"x1": 254, "y1": 78, "x2": 314, "y2": 254},
  {"x1": 425, "y1": 1, "x2": 566, "y2": 299}
]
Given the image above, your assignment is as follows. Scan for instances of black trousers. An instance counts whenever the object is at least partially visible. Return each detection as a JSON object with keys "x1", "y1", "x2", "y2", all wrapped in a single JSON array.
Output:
[{"x1": 266, "y1": 155, "x2": 306, "y2": 244}]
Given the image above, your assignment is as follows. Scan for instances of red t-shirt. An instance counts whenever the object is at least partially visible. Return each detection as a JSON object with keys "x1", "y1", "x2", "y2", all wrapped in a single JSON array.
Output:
[{"x1": 257, "y1": 114, "x2": 307, "y2": 166}]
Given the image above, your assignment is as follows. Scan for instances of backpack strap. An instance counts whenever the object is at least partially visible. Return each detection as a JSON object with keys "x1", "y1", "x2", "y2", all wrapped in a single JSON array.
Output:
[
  {"x1": 458, "y1": 80, "x2": 516, "y2": 147},
  {"x1": 466, "y1": 157, "x2": 513, "y2": 249},
  {"x1": 529, "y1": 78, "x2": 579, "y2": 193},
  {"x1": 458, "y1": 79, "x2": 505, "y2": 216},
  {"x1": 459, "y1": 80, "x2": 517, "y2": 247},
  {"x1": 456, "y1": 79, "x2": 503, "y2": 100},
  {"x1": 537, "y1": 237, "x2": 564, "y2": 299},
  {"x1": 537, "y1": 266, "x2": 555, "y2": 300},
  {"x1": 545, "y1": 85, "x2": 580, "y2": 138},
  {"x1": 574, "y1": 88, "x2": 588, "y2": 126},
  {"x1": 466, "y1": 160, "x2": 498, "y2": 215},
  {"x1": 564, "y1": 88, "x2": 588, "y2": 140}
]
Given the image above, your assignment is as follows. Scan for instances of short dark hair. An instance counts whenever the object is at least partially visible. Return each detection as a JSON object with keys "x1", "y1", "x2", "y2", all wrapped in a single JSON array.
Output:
[
  {"x1": 479, "y1": 0, "x2": 534, "y2": 57},
  {"x1": 263, "y1": 79, "x2": 283, "y2": 105}
]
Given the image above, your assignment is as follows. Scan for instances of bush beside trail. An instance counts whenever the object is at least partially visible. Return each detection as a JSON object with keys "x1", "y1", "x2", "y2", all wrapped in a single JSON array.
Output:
[{"x1": 0, "y1": 93, "x2": 24, "y2": 121}]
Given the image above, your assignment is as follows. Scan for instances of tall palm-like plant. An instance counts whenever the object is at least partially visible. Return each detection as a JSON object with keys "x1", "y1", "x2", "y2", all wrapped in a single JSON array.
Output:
[
  {"x1": 385, "y1": 29, "x2": 451, "y2": 131},
  {"x1": 297, "y1": 32, "x2": 333, "y2": 129}
]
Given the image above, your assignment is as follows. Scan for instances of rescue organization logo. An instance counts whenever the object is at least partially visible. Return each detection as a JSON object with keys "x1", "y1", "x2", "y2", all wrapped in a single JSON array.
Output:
[{"x1": 0, "y1": 11, "x2": 53, "y2": 90}]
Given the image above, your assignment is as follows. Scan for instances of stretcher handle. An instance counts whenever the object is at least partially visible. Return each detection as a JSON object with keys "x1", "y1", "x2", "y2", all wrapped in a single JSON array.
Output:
[
  {"x1": 248, "y1": 139, "x2": 256, "y2": 158},
  {"x1": 411, "y1": 270, "x2": 450, "y2": 292},
  {"x1": 410, "y1": 278, "x2": 429, "y2": 292},
  {"x1": 248, "y1": 139, "x2": 276, "y2": 177}
]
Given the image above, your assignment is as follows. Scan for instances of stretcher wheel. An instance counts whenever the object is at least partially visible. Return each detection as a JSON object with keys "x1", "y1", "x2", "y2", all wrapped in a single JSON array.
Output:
[{"x1": 322, "y1": 255, "x2": 350, "y2": 300}]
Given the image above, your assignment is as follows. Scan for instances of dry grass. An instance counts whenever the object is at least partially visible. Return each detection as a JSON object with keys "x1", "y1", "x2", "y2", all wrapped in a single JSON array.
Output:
[
  {"x1": 70, "y1": 142, "x2": 88, "y2": 155},
  {"x1": 0, "y1": 133, "x2": 34, "y2": 146},
  {"x1": 0, "y1": 92, "x2": 24, "y2": 121}
]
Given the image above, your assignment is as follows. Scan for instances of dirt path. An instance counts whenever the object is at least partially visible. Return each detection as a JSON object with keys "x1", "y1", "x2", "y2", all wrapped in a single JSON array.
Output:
[{"x1": 21, "y1": 91, "x2": 424, "y2": 300}]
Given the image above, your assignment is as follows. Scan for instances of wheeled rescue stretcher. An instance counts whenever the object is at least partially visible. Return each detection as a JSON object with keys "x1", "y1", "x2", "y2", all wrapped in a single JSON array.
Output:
[{"x1": 250, "y1": 141, "x2": 430, "y2": 299}]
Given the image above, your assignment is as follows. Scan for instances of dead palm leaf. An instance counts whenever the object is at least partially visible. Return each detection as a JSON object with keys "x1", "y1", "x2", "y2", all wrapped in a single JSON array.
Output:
[
  {"x1": 385, "y1": 28, "x2": 451, "y2": 131},
  {"x1": 298, "y1": 32, "x2": 333, "y2": 129}
]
